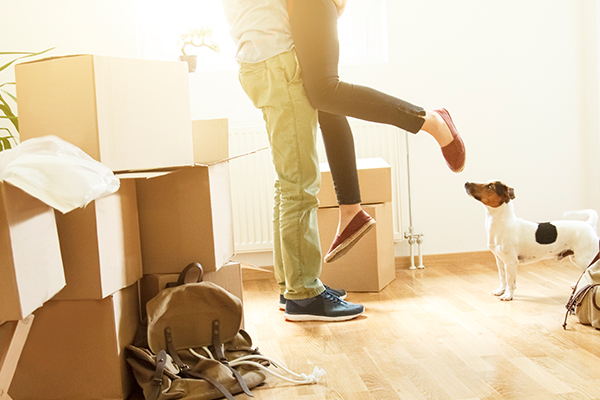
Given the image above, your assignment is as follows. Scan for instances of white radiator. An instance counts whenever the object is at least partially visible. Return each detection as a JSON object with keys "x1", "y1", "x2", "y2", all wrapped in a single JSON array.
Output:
[{"x1": 228, "y1": 121, "x2": 409, "y2": 253}]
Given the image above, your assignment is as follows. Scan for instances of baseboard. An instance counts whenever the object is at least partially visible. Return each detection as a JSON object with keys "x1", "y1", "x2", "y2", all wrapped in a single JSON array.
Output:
[
  {"x1": 395, "y1": 250, "x2": 495, "y2": 269},
  {"x1": 241, "y1": 250, "x2": 495, "y2": 282}
]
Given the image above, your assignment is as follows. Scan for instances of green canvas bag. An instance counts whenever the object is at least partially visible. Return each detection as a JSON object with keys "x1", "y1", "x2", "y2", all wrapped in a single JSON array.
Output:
[
  {"x1": 127, "y1": 262, "x2": 266, "y2": 400},
  {"x1": 564, "y1": 254, "x2": 600, "y2": 330}
]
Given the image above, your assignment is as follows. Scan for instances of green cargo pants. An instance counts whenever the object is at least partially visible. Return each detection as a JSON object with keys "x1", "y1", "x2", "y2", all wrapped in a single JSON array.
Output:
[{"x1": 238, "y1": 49, "x2": 325, "y2": 300}]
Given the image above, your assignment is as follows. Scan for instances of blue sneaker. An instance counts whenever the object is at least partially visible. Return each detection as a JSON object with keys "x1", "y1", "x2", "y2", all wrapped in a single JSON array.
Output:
[
  {"x1": 278, "y1": 286, "x2": 347, "y2": 310},
  {"x1": 284, "y1": 291, "x2": 364, "y2": 322}
]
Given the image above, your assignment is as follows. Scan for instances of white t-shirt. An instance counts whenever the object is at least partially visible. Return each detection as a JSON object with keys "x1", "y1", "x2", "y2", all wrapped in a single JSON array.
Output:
[{"x1": 221, "y1": 0, "x2": 294, "y2": 63}]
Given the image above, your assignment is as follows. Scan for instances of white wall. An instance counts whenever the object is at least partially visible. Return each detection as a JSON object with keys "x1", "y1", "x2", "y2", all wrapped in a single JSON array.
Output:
[{"x1": 2, "y1": 0, "x2": 599, "y2": 257}]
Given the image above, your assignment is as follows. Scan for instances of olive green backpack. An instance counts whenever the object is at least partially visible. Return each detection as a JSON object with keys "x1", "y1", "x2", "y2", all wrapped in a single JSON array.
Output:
[
  {"x1": 564, "y1": 254, "x2": 600, "y2": 331},
  {"x1": 127, "y1": 262, "x2": 325, "y2": 400}
]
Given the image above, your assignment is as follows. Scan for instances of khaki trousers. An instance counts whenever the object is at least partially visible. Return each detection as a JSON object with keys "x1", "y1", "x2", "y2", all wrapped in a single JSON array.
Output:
[{"x1": 238, "y1": 49, "x2": 325, "y2": 300}]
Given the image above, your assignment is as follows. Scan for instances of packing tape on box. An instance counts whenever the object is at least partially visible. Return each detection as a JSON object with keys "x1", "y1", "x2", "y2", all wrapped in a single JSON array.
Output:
[{"x1": 0, "y1": 135, "x2": 119, "y2": 213}]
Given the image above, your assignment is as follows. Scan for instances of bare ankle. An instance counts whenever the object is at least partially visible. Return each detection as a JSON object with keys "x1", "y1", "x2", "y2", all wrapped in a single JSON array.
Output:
[
  {"x1": 421, "y1": 110, "x2": 452, "y2": 147},
  {"x1": 337, "y1": 204, "x2": 362, "y2": 235}
]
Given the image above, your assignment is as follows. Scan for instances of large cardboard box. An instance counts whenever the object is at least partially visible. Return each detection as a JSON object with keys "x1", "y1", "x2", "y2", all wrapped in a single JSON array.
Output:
[
  {"x1": 53, "y1": 179, "x2": 143, "y2": 300},
  {"x1": 139, "y1": 261, "x2": 244, "y2": 320},
  {"x1": 136, "y1": 163, "x2": 234, "y2": 274},
  {"x1": 15, "y1": 54, "x2": 194, "y2": 172},
  {"x1": 318, "y1": 203, "x2": 395, "y2": 292},
  {"x1": 192, "y1": 118, "x2": 229, "y2": 164},
  {"x1": 9, "y1": 283, "x2": 140, "y2": 400},
  {"x1": 0, "y1": 182, "x2": 65, "y2": 322},
  {"x1": 318, "y1": 157, "x2": 393, "y2": 208}
]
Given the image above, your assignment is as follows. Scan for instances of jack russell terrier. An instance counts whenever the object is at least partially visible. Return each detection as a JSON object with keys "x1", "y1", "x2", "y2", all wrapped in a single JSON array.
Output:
[{"x1": 464, "y1": 180, "x2": 599, "y2": 301}]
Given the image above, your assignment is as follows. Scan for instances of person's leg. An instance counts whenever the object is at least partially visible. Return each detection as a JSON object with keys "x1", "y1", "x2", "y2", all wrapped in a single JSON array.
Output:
[
  {"x1": 239, "y1": 51, "x2": 322, "y2": 300},
  {"x1": 271, "y1": 179, "x2": 286, "y2": 298},
  {"x1": 288, "y1": 0, "x2": 465, "y2": 173},
  {"x1": 288, "y1": 0, "x2": 426, "y2": 132},
  {"x1": 318, "y1": 111, "x2": 375, "y2": 263},
  {"x1": 318, "y1": 111, "x2": 368, "y2": 227},
  {"x1": 318, "y1": 111, "x2": 360, "y2": 206},
  {"x1": 238, "y1": 50, "x2": 364, "y2": 320}
]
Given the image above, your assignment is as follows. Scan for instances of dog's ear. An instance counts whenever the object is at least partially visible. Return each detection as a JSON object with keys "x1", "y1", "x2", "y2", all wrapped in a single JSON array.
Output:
[
  {"x1": 507, "y1": 186, "x2": 515, "y2": 200},
  {"x1": 495, "y1": 181, "x2": 515, "y2": 204}
]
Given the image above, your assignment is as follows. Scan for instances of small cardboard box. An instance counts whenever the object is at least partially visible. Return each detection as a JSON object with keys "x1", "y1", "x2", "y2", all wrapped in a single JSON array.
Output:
[
  {"x1": 15, "y1": 54, "x2": 194, "y2": 172},
  {"x1": 139, "y1": 261, "x2": 244, "y2": 320},
  {"x1": 318, "y1": 203, "x2": 395, "y2": 292},
  {"x1": 135, "y1": 163, "x2": 234, "y2": 274},
  {"x1": 318, "y1": 157, "x2": 393, "y2": 208},
  {"x1": 53, "y1": 179, "x2": 143, "y2": 300},
  {"x1": 192, "y1": 118, "x2": 229, "y2": 164},
  {"x1": 0, "y1": 182, "x2": 65, "y2": 322},
  {"x1": 9, "y1": 283, "x2": 140, "y2": 400}
]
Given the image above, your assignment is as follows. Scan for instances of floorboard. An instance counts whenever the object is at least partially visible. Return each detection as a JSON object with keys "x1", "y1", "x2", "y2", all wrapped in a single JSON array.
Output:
[
  {"x1": 130, "y1": 252, "x2": 600, "y2": 399},
  {"x1": 240, "y1": 252, "x2": 600, "y2": 400}
]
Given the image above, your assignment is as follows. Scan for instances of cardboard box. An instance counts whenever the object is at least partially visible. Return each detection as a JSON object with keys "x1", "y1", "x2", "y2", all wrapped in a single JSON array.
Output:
[
  {"x1": 9, "y1": 283, "x2": 140, "y2": 400},
  {"x1": 318, "y1": 203, "x2": 395, "y2": 292},
  {"x1": 318, "y1": 157, "x2": 393, "y2": 208},
  {"x1": 135, "y1": 163, "x2": 234, "y2": 274},
  {"x1": 139, "y1": 261, "x2": 244, "y2": 320},
  {"x1": 53, "y1": 179, "x2": 143, "y2": 300},
  {"x1": 15, "y1": 54, "x2": 194, "y2": 172},
  {"x1": 192, "y1": 118, "x2": 229, "y2": 164},
  {"x1": 0, "y1": 182, "x2": 65, "y2": 321}
]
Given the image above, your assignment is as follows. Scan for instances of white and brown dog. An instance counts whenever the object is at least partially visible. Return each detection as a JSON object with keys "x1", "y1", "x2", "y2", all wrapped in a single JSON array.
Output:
[{"x1": 465, "y1": 181, "x2": 599, "y2": 301}]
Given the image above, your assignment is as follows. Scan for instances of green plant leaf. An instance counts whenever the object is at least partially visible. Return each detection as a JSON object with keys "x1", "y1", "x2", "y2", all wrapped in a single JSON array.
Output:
[
  {"x1": 0, "y1": 47, "x2": 54, "y2": 73},
  {"x1": 0, "y1": 92, "x2": 18, "y2": 131},
  {"x1": 0, "y1": 128, "x2": 15, "y2": 150},
  {"x1": 0, "y1": 127, "x2": 14, "y2": 136},
  {"x1": 0, "y1": 137, "x2": 12, "y2": 151},
  {"x1": 0, "y1": 88, "x2": 17, "y2": 103}
]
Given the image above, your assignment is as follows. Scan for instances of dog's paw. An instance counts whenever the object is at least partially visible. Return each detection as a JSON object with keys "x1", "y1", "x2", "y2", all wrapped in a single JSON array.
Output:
[
  {"x1": 492, "y1": 287, "x2": 506, "y2": 296},
  {"x1": 499, "y1": 291, "x2": 514, "y2": 301}
]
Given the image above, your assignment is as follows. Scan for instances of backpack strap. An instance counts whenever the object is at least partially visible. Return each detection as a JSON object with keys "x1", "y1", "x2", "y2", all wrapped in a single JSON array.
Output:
[
  {"x1": 211, "y1": 320, "x2": 254, "y2": 398},
  {"x1": 563, "y1": 284, "x2": 596, "y2": 329},
  {"x1": 166, "y1": 262, "x2": 204, "y2": 288},
  {"x1": 147, "y1": 350, "x2": 168, "y2": 400},
  {"x1": 563, "y1": 248, "x2": 600, "y2": 329},
  {"x1": 164, "y1": 326, "x2": 238, "y2": 400}
]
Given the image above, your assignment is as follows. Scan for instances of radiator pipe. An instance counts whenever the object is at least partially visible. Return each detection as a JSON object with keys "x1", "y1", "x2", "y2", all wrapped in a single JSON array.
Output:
[{"x1": 403, "y1": 132, "x2": 424, "y2": 269}]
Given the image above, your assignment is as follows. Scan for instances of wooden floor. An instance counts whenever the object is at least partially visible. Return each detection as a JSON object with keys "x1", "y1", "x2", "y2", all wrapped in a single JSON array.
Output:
[{"x1": 235, "y1": 252, "x2": 600, "y2": 400}]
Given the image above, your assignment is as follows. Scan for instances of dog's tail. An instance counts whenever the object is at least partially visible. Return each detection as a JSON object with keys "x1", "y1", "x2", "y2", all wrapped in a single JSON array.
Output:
[{"x1": 563, "y1": 209, "x2": 598, "y2": 229}]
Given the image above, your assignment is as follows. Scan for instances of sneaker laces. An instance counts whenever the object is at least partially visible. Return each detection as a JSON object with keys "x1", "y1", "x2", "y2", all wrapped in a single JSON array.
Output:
[{"x1": 323, "y1": 290, "x2": 346, "y2": 304}]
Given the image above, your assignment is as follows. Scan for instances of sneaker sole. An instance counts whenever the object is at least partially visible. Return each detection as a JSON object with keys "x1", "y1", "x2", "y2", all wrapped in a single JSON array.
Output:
[
  {"x1": 283, "y1": 310, "x2": 363, "y2": 322},
  {"x1": 278, "y1": 293, "x2": 347, "y2": 311}
]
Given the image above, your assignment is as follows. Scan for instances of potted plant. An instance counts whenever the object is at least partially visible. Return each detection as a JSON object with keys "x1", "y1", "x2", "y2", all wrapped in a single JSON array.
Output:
[
  {"x1": 178, "y1": 27, "x2": 220, "y2": 73},
  {"x1": 0, "y1": 48, "x2": 53, "y2": 151}
]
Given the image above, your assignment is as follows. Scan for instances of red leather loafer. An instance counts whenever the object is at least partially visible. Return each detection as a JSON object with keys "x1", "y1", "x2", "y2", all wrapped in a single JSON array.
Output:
[
  {"x1": 324, "y1": 210, "x2": 375, "y2": 263},
  {"x1": 434, "y1": 108, "x2": 466, "y2": 173}
]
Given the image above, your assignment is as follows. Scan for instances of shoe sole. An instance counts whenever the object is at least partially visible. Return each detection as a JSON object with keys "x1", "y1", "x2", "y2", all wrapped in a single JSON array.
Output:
[
  {"x1": 278, "y1": 292, "x2": 347, "y2": 310},
  {"x1": 435, "y1": 107, "x2": 466, "y2": 173},
  {"x1": 283, "y1": 310, "x2": 364, "y2": 322},
  {"x1": 324, "y1": 219, "x2": 375, "y2": 263}
]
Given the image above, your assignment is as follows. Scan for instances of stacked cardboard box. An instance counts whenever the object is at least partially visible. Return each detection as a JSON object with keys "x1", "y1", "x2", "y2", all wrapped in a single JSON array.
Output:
[
  {"x1": 8, "y1": 54, "x2": 244, "y2": 400},
  {"x1": 133, "y1": 117, "x2": 243, "y2": 314},
  {"x1": 317, "y1": 157, "x2": 396, "y2": 292},
  {"x1": 0, "y1": 182, "x2": 65, "y2": 322}
]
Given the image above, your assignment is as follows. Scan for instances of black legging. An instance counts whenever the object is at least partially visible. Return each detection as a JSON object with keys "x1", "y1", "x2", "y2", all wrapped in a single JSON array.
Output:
[{"x1": 288, "y1": 0, "x2": 426, "y2": 205}]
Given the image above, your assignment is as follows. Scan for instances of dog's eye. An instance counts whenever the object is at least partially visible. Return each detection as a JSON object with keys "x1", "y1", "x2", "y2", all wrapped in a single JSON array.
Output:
[{"x1": 486, "y1": 184, "x2": 494, "y2": 190}]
